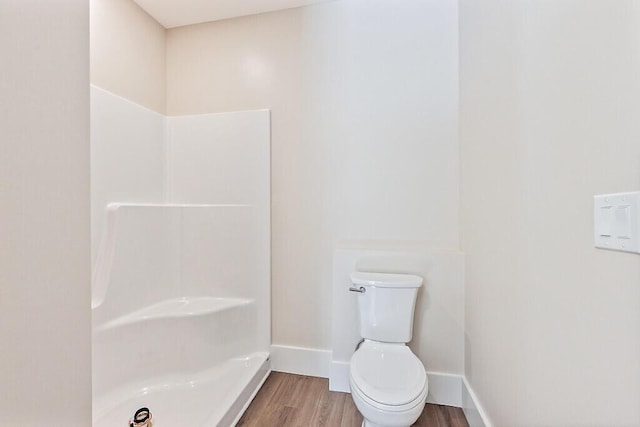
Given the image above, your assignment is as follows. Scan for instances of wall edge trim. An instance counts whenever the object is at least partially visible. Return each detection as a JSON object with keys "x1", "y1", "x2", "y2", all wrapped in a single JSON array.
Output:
[{"x1": 462, "y1": 377, "x2": 492, "y2": 427}]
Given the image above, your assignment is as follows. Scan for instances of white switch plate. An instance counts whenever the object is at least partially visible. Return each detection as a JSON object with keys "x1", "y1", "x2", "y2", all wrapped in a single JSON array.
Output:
[{"x1": 594, "y1": 191, "x2": 640, "y2": 254}]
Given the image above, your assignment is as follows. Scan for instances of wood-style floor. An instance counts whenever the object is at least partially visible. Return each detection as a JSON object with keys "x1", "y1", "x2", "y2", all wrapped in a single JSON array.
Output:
[{"x1": 237, "y1": 372, "x2": 469, "y2": 427}]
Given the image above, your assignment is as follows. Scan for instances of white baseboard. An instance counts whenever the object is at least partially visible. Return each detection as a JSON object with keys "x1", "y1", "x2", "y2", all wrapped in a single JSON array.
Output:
[
  {"x1": 462, "y1": 377, "x2": 492, "y2": 427},
  {"x1": 425, "y1": 371, "x2": 463, "y2": 407},
  {"x1": 329, "y1": 361, "x2": 350, "y2": 392},
  {"x1": 273, "y1": 345, "x2": 491, "y2": 427},
  {"x1": 270, "y1": 345, "x2": 331, "y2": 378}
]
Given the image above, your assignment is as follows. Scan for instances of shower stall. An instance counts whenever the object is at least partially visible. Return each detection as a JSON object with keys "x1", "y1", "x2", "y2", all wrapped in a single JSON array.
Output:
[{"x1": 90, "y1": 87, "x2": 271, "y2": 426}]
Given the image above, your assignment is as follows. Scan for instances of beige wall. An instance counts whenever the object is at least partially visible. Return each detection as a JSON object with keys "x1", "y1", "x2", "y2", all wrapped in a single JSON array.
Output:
[
  {"x1": 91, "y1": 0, "x2": 166, "y2": 113},
  {"x1": 167, "y1": 0, "x2": 460, "y2": 350},
  {"x1": 0, "y1": 1, "x2": 91, "y2": 425},
  {"x1": 460, "y1": 1, "x2": 640, "y2": 425}
]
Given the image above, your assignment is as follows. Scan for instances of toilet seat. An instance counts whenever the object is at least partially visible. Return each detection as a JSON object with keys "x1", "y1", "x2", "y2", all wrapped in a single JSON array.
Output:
[
  {"x1": 349, "y1": 341, "x2": 427, "y2": 407},
  {"x1": 350, "y1": 376, "x2": 427, "y2": 413}
]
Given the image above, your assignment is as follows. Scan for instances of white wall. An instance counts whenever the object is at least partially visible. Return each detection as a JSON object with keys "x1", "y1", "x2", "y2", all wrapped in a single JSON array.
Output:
[
  {"x1": 91, "y1": 0, "x2": 166, "y2": 113},
  {"x1": 166, "y1": 111, "x2": 270, "y2": 207},
  {"x1": 166, "y1": 0, "x2": 460, "y2": 351},
  {"x1": 90, "y1": 86, "x2": 166, "y2": 267},
  {"x1": 0, "y1": 1, "x2": 91, "y2": 425},
  {"x1": 460, "y1": 1, "x2": 640, "y2": 425}
]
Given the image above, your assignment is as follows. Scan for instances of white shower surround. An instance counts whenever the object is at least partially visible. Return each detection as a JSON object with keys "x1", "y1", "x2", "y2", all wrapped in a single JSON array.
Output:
[{"x1": 90, "y1": 86, "x2": 270, "y2": 426}]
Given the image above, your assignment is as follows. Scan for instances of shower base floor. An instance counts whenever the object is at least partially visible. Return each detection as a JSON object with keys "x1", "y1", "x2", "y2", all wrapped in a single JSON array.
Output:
[{"x1": 93, "y1": 352, "x2": 269, "y2": 427}]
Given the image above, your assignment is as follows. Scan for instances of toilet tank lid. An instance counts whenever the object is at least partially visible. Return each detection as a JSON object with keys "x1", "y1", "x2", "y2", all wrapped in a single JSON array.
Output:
[{"x1": 351, "y1": 272, "x2": 423, "y2": 288}]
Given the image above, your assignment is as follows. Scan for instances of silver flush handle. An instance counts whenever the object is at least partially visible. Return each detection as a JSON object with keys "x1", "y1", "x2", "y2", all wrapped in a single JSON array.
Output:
[{"x1": 349, "y1": 286, "x2": 366, "y2": 293}]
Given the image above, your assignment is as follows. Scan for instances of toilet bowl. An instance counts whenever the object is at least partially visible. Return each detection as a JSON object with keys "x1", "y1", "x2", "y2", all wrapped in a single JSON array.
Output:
[
  {"x1": 348, "y1": 272, "x2": 428, "y2": 427},
  {"x1": 349, "y1": 340, "x2": 427, "y2": 427}
]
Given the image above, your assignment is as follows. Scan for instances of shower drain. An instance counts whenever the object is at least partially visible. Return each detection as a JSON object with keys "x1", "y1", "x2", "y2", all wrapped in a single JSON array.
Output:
[{"x1": 129, "y1": 407, "x2": 152, "y2": 427}]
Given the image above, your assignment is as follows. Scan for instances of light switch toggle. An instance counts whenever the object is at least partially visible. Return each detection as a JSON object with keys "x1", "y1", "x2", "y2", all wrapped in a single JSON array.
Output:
[
  {"x1": 598, "y1": 206, "x2": 613, "y2": 237},
  {"x1": 615, "y1": 205, "x2": 631, "y2": 239}
]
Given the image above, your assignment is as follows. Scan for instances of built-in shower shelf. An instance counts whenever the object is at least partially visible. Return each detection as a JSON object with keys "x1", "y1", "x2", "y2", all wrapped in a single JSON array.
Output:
[
  {"x1": 98, "y1": 297, "x2": 253, "y2": 331},
  {"x1": 92, "y1": 203, "x2": 255, "y2": 309}
]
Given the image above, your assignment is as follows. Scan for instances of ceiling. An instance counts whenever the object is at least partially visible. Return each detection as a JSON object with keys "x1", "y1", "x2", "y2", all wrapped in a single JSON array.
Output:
[{"x1": 133, "y1": 0, "x2": 333, "y2": 29}]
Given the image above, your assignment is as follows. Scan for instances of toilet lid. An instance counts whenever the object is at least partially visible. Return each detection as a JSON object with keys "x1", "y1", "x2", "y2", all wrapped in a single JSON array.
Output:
[{"x1": 350, "y1": 343, "x2": 427, "y2": 406}]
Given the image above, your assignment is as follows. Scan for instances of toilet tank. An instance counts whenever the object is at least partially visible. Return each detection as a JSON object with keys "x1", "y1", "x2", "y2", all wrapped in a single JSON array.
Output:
[{"x1": 351, "y1": 272, "x2": 423, "y2": 343}]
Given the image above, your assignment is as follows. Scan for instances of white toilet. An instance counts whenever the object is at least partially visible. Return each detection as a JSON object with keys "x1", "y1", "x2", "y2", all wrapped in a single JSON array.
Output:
[{"x1": 349, "y1": 272, "x2": 428, "y2": 427}]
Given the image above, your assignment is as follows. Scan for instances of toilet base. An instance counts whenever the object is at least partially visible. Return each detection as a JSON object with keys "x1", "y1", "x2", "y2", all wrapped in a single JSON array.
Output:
[
  {"x1": 351, "y1": 379, "x2": 425, "y2": 427},
  {"x1": 362, "y1": 419, "x2": 411, "y2": 427}
]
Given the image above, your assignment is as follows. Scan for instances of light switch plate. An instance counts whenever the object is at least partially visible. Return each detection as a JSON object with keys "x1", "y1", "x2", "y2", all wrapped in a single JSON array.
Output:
[{"x1": 594, "y1": 191, "x2": 640, "y2": 254}]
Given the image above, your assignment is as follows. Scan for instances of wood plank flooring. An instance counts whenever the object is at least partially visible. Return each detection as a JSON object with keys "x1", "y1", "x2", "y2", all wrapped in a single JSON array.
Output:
[{"x1": 237, "y1": 372, "x2": 469, "y2": 427}]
